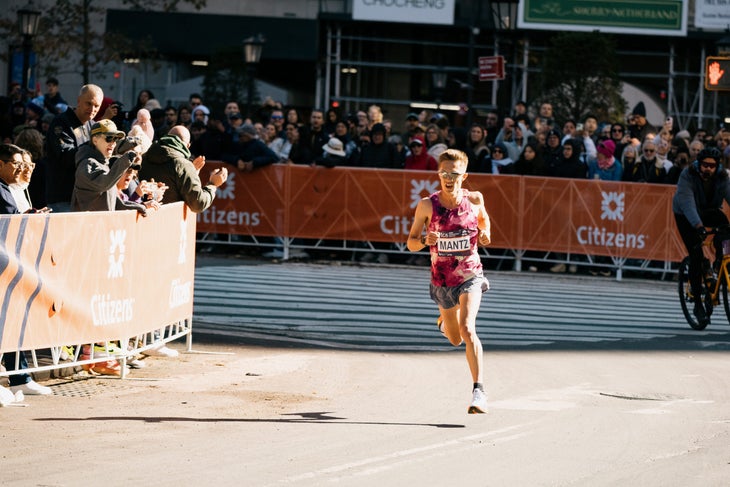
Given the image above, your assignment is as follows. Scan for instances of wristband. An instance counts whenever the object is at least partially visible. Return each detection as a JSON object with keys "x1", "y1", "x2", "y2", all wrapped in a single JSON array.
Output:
[{"x1": 420, "y1": 235, "x2": 426, "y2": 245}]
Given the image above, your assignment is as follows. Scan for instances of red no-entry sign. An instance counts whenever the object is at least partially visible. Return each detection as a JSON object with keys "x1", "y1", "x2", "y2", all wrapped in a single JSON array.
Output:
[{"x1": 479, "y1": 55, "x2": 505, "y2": 81}]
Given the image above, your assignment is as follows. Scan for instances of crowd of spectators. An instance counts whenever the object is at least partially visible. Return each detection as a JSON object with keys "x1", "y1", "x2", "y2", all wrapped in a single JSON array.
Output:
[
  {"x1": 1, "y1": 79, "x2": 730, "y2": 399},
  {"x1": 0, "y1": 81, "x2": 232, "y2": 401}
]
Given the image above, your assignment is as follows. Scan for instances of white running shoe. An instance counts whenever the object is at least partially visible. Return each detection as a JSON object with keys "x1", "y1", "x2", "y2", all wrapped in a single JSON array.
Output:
[
  {"x1": 127, "y1": 357, "x2": 146, "y2": 369},
  {"x1": 468, "y1": 388, "x2": 487, "y2": 414},
  {"x1": 10, "y1": 380, "x2": 52, "y2": 396},
  {"x1": 143, "y1": 345, "x2": 179, "y2": 358}
]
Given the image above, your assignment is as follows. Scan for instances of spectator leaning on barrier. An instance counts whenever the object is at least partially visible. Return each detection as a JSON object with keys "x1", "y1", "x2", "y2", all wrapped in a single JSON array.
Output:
[
  {"x1": 0, "y1": 143, "x2": 52, "y2": 396},
  {"x1": 71, "y1": 120, "x2": 151, "y2": 215},
  {"x1": 139, "y1": 125, "x2": 228, "y2": 213},
  {"x1": 11, "y1": 149, "x2": 45, "y2": 214},
  {"x1": 314, "y1": 137, "x2": 347, "y2": 168}
]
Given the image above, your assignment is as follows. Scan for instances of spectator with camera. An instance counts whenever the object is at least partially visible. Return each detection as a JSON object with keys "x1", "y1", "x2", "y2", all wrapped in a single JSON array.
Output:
[{"x1": 71, "y1": 119, "x2": 152, "y2": 215}]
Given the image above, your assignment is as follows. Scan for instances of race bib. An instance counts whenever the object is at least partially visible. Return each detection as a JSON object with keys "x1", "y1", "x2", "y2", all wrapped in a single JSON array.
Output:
[{"x1": 437, "y1": 229, "x2": 472, "y2": 257}]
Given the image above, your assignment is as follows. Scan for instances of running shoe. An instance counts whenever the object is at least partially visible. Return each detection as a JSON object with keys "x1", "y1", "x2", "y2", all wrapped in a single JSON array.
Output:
[
  {"x1": 436, "y1": 315, "x2": 446, "y2": 337},
  {"x1": 468, "y1": 388, "x2": 487, "y2": 414}
]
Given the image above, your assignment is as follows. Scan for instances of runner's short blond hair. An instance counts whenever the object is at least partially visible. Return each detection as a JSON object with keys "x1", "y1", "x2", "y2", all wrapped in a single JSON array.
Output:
[{"x1": 438, "y1": 149, "x2": 468, "y2": 170}]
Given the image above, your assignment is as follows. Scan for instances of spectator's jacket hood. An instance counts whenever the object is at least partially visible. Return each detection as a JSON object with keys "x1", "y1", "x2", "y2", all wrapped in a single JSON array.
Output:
[{"x1": 145, "y1": 134, "x2": 191, "y2": 165}]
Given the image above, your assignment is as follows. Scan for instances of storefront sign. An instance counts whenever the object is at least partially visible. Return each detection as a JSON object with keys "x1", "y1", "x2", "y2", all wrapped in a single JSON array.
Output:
[
  {"x1": 695, "y1": 0, "x2": 730, "y2": 30},
  {"x1": 352, "y1": 0, "x2": 455, "y2": 25},
  {"x1": 518, "y1": 0, "x2": 687, "y2": 36}
]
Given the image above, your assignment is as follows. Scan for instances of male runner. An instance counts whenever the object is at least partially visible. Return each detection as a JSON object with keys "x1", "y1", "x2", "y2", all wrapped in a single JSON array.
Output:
[{"x1": 407, "y1": 149, "x2": 491, "y2": 413}]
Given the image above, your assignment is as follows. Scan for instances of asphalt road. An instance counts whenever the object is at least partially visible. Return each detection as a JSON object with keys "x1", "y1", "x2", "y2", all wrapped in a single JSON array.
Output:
[{"x1": 3, "y1": 256, "x2": 730, "y2": 486}]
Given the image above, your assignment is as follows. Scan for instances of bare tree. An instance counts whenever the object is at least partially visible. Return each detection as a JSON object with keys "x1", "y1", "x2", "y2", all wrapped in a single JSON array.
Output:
[
  {"x1": 537, "y1": 32, "x2": 627, "y2": 124},
  {"x1": 0, "y1": 0, "x2": 206, "y2": 84}
]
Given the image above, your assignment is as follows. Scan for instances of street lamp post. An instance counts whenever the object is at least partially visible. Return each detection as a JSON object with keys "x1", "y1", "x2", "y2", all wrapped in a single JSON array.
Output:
[
  {"x1": 243, "y1": 34, "x2": 265, "y2": 122},
  {"x1": 488, "y1": 1, "x2": 519, "y2": 110},
  {"x1": 17, "y1": 9, "x2": 41, "y2": 101}
]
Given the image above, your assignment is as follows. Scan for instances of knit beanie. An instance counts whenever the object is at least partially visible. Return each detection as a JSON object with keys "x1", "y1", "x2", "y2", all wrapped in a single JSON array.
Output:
[
  {"x1": 632, "y1": 102, "x2": 646, "y2": 117},
  {"x1": 597, "y1": 139, "x2": 616, "y2": 158}
]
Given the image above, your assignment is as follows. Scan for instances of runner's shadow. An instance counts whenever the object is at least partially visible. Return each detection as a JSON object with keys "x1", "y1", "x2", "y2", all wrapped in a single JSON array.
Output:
[{"x1": 35, "y1": 411, "x2": 465, "y2": 428}]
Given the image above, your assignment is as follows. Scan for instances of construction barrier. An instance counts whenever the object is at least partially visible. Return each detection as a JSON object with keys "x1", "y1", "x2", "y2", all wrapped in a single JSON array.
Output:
[
  {"x1": 0, "y1": 202, "x2": 196, "y2": 377},
  {"x1": 197, "y1": 163, "x2": 687, "y2": 263}
]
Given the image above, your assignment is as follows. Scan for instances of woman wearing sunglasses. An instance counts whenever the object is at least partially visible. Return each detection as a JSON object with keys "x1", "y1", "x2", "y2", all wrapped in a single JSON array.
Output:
[{"x1": 71, "y1": 119, "x2": 149, "y2": 215}]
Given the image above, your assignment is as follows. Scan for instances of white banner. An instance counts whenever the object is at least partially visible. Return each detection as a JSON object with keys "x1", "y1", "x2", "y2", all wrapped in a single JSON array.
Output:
[
  {"x1": 352, "y1": 0, "x2": 455, "y2": 25},
  {"x1": 695, "y1": 0, "x2": 730, "y2": 30}
]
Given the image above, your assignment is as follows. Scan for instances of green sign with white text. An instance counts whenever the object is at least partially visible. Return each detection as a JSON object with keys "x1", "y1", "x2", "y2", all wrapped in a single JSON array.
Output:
[{"x1": 518, "y1": 0, "x2": 687, "y2": 36}]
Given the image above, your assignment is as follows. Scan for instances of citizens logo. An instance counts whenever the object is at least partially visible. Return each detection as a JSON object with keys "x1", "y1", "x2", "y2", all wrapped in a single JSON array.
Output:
[
  {"x1": 576, "y1": 190, "x2": 646, "y2": 249},
  {"x1": 410, "y1": 179, "x2": 439, "y2": 208},
  {"x1": 381, "y1": 178, "x2": 437, "y2": 236},
  {"x1": 216, "y1": 173, "x2": 236, "y2": 200},
  {"x1": 600, "y1": 191, "x2": 624, "y2": 221},
  {"x1": 107, "y1": 229, "x2": 126, "y2": 279}
]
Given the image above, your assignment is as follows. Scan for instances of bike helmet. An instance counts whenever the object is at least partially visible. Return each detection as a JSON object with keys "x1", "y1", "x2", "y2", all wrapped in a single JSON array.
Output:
[{"x1": 698, "y1": 147, "x2": 722, "y2": 164}]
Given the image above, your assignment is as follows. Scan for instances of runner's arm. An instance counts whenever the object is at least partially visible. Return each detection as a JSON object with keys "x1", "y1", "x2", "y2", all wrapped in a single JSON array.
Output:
[
  {"x1": 407, "y1": 197, "x2": 433, "y2": 252},
  {"x1": 470, "y1": 191, "x2": 491, "y2": 246}
]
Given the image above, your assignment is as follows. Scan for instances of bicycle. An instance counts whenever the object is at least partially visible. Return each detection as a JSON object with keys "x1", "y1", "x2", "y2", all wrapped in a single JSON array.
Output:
[{"x1": 677, "y1": 225, "x2": 730, "y2": 330}]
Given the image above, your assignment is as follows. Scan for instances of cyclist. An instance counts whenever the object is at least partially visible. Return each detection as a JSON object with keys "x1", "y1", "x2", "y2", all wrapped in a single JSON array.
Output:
[{"x1": 673, "y1": 147, "x2": 728, "y2": 325}]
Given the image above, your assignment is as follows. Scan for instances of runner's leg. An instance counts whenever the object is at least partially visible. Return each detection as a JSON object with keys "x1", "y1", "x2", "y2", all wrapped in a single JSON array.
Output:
[
  {"x1": 458, "y1": 290, "x2": 483, "y2": 384},
  {"x1": 439, "y1": 305, "x2": 463, "y2": 346}
]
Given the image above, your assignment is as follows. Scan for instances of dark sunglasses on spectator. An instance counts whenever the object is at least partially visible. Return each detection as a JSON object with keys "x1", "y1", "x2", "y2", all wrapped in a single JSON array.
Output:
[
  {"x1": 493, "y1": 148, "x2": 503, "y2": 153},
  {"x1": 104, "y1": 135, "x2": 120, "y2": 143},
  {"x1": 271, "y1": 115, "x2": 283, "y2": 120},
  {"x1": 701, "y1": 162, "x2": 717, "y2": 169}
]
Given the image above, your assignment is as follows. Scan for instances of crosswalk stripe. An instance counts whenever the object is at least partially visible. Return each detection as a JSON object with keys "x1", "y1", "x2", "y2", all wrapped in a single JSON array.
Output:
[{"x1": 192, "y1": 263, "x2": 730, "y2": 351}]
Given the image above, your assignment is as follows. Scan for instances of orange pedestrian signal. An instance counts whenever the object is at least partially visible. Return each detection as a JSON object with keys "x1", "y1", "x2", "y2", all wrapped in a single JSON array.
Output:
[{"x1": 705, "y1": 56, "x2": 730, "y2": 91}]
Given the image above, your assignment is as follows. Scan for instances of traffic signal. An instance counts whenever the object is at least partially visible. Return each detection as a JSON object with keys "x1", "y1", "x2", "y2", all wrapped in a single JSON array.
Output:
[{"x1": 705, "y1": 56, "x2": 730, "y2": 91}]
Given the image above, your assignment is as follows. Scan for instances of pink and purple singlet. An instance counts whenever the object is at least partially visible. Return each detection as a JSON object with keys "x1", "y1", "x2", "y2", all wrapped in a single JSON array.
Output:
[{"x1": 428, "y1": 189, "x2": 483, "y2": 288}]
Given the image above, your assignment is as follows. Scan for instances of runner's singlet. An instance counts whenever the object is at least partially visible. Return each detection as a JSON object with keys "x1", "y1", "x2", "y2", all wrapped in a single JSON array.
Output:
[{"x1": 428, "y1": 189, "x2": 483, "y2": 287}]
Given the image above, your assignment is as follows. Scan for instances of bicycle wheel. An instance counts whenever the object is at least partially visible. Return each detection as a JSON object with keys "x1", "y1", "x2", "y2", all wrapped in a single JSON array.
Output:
[
  {"x1": 678, "y1": 257, "x2": 708, "y2": 330},
  {"x1": 723, "y1": 272, "x2": 730, "y2": 326}
]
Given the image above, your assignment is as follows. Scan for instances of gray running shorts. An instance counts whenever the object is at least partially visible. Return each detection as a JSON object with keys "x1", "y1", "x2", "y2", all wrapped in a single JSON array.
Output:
[{"x1": 429, "y1": 275, "x2": 489, "y2": 310}]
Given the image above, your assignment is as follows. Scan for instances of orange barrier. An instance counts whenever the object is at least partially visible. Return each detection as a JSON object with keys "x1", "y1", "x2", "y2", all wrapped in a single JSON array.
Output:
[
  {"x1": 197, "y1": 163, "x2": 687, "y2": 262},
  {"x1": 0, "y1": 202, "x2": 195, "y2": 354}
]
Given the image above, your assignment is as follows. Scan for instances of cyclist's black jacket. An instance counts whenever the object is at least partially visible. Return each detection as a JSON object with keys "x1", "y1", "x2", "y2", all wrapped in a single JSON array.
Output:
[{"x1": 672, "y1": 160, "x2": 730, "y2": 228}]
